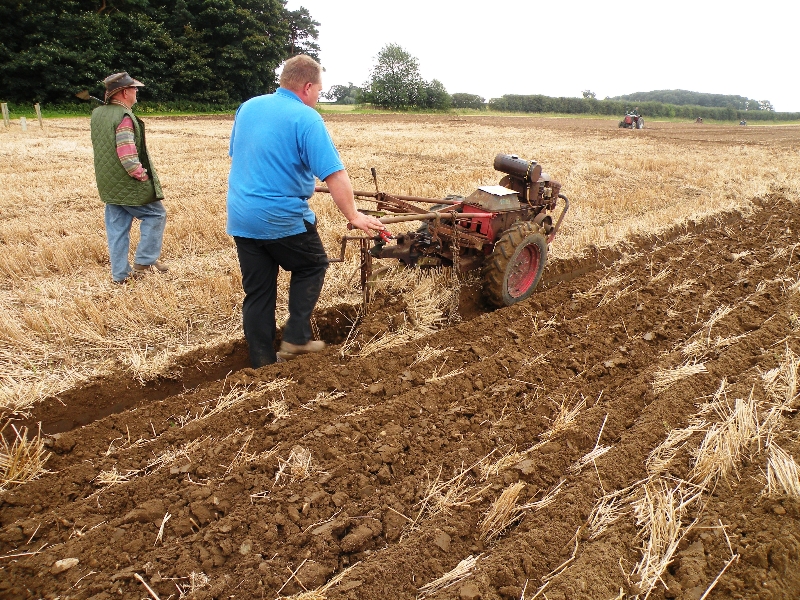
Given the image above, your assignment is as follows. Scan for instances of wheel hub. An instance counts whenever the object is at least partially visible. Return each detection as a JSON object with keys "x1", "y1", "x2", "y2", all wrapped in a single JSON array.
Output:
[{"x1": 507, "y1": 244, "x2": 540, "y2": 298}]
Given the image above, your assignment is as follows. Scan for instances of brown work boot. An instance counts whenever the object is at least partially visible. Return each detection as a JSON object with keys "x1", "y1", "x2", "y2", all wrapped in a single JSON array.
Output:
[
  {"x1": 277, "y1": 340, "x2": 325, "y2": 361},
  {"x1": 133, "y1": 261, "x2": 169, "y2": 273},
  {"x1": 112, "y1": 269, "x2": 145, "y2": 284}
]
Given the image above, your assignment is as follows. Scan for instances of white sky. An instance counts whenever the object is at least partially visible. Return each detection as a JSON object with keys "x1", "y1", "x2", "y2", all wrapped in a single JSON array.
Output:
[{"x1": 286, "y1": 0, "x2": 799, "y2": 112}]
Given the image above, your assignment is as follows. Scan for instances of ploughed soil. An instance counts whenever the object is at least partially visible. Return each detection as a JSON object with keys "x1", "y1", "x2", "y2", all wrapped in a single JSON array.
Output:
[{"x1": 3, "y1": 193, "x2": 800, "y2": 600}]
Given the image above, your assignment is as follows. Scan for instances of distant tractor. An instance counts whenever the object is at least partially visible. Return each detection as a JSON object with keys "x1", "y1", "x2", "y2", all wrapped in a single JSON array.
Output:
[
  {"x1": 695, "y1": 117, "x2": 703, "y2": 124},
  {"x1": 619, "y1": 110, "x2": 644, "y2": 129},
  {"x1": 740, "y1": 119, "x2": 747, "y2": 126}
]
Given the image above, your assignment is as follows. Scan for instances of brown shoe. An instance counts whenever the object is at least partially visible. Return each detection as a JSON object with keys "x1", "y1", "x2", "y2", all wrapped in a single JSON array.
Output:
[
  {"x1": 113, "y1": 270, "x2": 145, "y2": 284},
  {"x1": 133, "y1": 261, "x2": 169, "y2": 273},
  {"x1": 276, "y1": 340, "x2": 325, "y2": 361}
]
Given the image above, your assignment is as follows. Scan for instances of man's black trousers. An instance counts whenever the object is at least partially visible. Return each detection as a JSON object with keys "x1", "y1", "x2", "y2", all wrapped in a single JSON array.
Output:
[{"x1": 234, "y1": 221, "x2": 329, "y2": 368}]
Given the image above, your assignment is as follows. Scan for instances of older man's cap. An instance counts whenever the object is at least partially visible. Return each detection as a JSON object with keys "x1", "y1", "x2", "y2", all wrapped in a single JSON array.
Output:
[{"x1": 103, "y1": 72, "x2": 144, "y2": 101}]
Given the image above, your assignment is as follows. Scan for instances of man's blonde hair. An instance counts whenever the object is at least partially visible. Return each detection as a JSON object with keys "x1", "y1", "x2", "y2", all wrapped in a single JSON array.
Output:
[{"x1": 279, "y1": 55, "x2": 322, "y2": 91}]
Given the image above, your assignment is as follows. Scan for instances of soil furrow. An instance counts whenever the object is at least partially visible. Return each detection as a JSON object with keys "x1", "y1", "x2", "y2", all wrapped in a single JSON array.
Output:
[{"x1": 2, "y1": 195, "x2": 800, "y2": 600}]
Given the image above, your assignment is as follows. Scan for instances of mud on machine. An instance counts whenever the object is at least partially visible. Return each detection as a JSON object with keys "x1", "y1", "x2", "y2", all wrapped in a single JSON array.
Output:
[{"x1": 316, "y1": 154, "x2": 569, "y2": 308}]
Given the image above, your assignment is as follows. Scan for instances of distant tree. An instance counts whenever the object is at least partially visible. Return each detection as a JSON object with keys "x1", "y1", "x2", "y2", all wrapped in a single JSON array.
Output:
[
  {"x1": 419, "y1": 79, "x2": 451, "y2": 110},
  {"x1": 323, "y1": 82, "x2": 361, "y2": 104},
  {"x1": 451, "y1": 93, "x2": 485, "y2": 109},
  {"x1": 362, "y1": 44, "x2": 425, "y2": 109},
  {"x1": 758, "y1": 100, "x2": 774, "y2": 111},
  {"x1": 582, "y1": 90, "x2": 596, "y2": 99},
  {"x1": 285, "y1": 7, "x2": 320, "y2": 60}
]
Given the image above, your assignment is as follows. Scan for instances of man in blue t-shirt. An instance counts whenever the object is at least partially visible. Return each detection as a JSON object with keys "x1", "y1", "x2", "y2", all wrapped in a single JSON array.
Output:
[{"x1": 227, "y1": 54, "x2": 384, "y2": 368}]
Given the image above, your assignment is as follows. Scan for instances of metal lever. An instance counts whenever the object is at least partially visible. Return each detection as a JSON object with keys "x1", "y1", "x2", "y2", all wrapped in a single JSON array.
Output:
[{"x1": 371, "y1": 167, "x2": 379, "y2": 193}]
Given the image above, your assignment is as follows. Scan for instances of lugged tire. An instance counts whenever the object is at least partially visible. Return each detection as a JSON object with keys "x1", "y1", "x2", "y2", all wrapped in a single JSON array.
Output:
[{"x1": 482, "y1": 222, "x2": 548, "y2": 308}]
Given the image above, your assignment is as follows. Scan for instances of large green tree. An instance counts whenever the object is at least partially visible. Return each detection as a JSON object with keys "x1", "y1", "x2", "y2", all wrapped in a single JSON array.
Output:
[
  {"x1": 362, "y1": 44, "x2": 425, "y2": 109},
  {"x1": 0, "y1": 0, "x2": 115, "y2": 103},
  {"x1": 0, "y1": 0, "x2": 318, "y2": 104}
]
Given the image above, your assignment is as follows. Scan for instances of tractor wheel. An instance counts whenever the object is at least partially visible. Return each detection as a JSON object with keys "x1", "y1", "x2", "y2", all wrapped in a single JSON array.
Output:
[
  {"x1": 637, "y1": 118, "x2": 645, "y2": 129},
  {"x1": 482, "y1": 222, "x2": 548, "y2": 308}
]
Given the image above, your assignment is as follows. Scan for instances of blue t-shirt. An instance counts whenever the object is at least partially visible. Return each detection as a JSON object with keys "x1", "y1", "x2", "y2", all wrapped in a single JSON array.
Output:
[{"x1": 226, "y1": 88, "x2": 345, "y2": 239}]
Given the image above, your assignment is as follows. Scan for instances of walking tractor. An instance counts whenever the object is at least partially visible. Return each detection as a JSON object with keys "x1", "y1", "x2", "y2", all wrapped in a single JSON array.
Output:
[{"x1": 317, "y1": 154, "x2": 569, "y2": 308}]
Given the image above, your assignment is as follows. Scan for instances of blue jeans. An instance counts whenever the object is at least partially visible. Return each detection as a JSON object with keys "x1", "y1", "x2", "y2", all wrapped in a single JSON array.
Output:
[{"x1": 104, "y1": 201, "x2": 167, "y2": 282}]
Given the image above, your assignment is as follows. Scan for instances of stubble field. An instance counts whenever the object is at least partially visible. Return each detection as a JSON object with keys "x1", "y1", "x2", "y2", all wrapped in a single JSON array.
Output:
[{"x1": 2, "y1": 115, "x2": 800, "y2": 600}]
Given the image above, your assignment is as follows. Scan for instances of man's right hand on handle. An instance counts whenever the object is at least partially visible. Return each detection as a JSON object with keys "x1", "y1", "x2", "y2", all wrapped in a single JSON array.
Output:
[
  {"x1": 325, "y1": 169, "x2": 387, "y2": 235},
  {"x1": 348, "y1": 212, "x2": 385, "y2": 235}
]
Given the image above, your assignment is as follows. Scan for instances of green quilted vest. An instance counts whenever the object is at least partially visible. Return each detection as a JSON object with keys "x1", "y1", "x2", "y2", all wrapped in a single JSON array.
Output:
[{"x1": 90, "y1": 104, "x2": 164, "y2": 206}]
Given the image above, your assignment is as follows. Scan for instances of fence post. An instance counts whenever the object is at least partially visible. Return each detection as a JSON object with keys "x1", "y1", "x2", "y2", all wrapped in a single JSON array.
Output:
[
  {"x1": 20, "y1": 116, "x2": 27, "y2": 132},
  {"x1": 34, "y1": 103, "x2": 43, "y2": 128},
  {"x1": 1, "y1": 103, "x2": 8, "y2": 128}
]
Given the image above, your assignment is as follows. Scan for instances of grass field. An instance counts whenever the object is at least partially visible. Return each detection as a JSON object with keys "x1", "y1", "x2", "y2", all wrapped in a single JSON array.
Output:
[{"x1": 1, "y1": 114, "x2": 799, "y2": 415}]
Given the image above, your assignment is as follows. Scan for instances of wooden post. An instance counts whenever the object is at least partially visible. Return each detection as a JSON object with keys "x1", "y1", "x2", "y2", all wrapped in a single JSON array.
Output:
[
  {"x1": 34, "y1": 103, "x2": 43, "y2": 128},
  {"x1": 20, "y1": 116, "x2": 27, "y2": 132},
  {"x1": 1, "y1": 103, "x2": 8, "y2": 128}
]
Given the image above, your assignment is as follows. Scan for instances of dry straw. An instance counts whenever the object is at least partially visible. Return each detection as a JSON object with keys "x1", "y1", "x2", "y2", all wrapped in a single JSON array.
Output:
[
  {"x1": 630, "y1": 480, "x2": 702, "y2": 600},
  {"x1": 410, "y1": 345, "x2": 453, "y2": 368},
  {"x1": 187, "y1": 379, "x2": 293, "y2": 425},
  {"x1": 681, "y1": 333, "x2": 748, "y2": 362},
  {"x1": 645, "y1": 425, "x2": 704, "y2": 476},
  {"x1": 93, "y1": 436, "x2": 211, "y2": 494},
  {"x1": 277, "y1": 562, "x2": 361, "y2": 600},
  {"x1": 572, "y1": 273, "x2": 625, "y2": 299},
  {"x1": 480, "y1": 480, "x2": 566, "y2": 543},
  {"x1": 341, "y1": 268, "x2": 459, "y2": 358},
  {"x1": 480, "y1": 395, "x2": 585, "y2": 481},
  {"x1": 569, "y1": 414, "x2": 611, "y2": 474},
  {"x1": 0, "y1": 424, "x2": 50, "y2": 489},
  {"x1": 652, "y1": 363, "x2": 707, "y2": 395},
  {"x1": 417, "y1": 555, "x2": 480, "y2": 599},
  {"x1": 761, "y1": 345, "x2": 800, "y2": 410},
  {"x1": 479, "y1": 481, "x2": 527, "y2": 542},
  {"x1": 765, "y1": 443, "x2": 800, "y2": 498},
  {"x1": 535, "y1": 395, "x2": 586, "y2": 449},
  {"x1": 93, "y1": 466, "x2": 141, "y2": 489},
  {"x1": 413, "y1": 458, "x2": 492, "y2": 529},
  {"x1": 274, "y1": 446, "x2": 314, "y2": 485},
  {"x1": 587, "y1": 481, "x2": 643, "y2": 540},
  {"x1": 0, "y1": 377, "x2": 64, "y2": 419},
  {"x1": 425, "y1": 359, "x2": 466, "y2": 383},
  {"x1": 690, "y1": 394, "x2": 760, "y2": 487},
  {"x1": 626, "y1": 360, "x2": 800, "y2": 599}
]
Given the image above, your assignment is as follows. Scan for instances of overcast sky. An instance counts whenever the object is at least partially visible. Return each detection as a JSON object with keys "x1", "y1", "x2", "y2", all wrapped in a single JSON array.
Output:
[{"x1": 286, "y1": 0, "x2": 799, "y2": 112}]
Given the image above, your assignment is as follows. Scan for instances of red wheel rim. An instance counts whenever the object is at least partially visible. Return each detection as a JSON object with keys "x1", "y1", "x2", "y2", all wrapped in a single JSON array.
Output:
[{"x1": 507, "y1": 243, "x2": 540, "y2": 298}]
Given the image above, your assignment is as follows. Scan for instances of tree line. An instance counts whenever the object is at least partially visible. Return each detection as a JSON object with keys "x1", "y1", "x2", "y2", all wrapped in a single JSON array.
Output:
[
  {"x1": 486, "y1": 95, "x2": 800, "y2": 122},
  {"x1": 609, "y1": 89, "x2": 773, "y2": 111},
  {"x1": 0, "y1": 0, "x2": 320, "y2": 107},
  {"x1": 3, "y1": 15, "x2": 796, "y2": 122},
  {"x1": 325, "y1": 46, "x2": 797, "y2": 121}
]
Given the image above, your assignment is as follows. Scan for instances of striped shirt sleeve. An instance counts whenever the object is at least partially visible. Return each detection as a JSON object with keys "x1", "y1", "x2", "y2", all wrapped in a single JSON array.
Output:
[{"x1": 115, "y1": 116, "x2": 148, "y2": 181}]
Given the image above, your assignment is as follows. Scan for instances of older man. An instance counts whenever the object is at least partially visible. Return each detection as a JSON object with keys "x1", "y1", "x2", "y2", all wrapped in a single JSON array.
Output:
[
  {"x1": 90, "y1": 72, "x2": 168, "y2": 284},
  {"x1": 227, "y1": 54, "x2": 384, "y2": 367}
]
